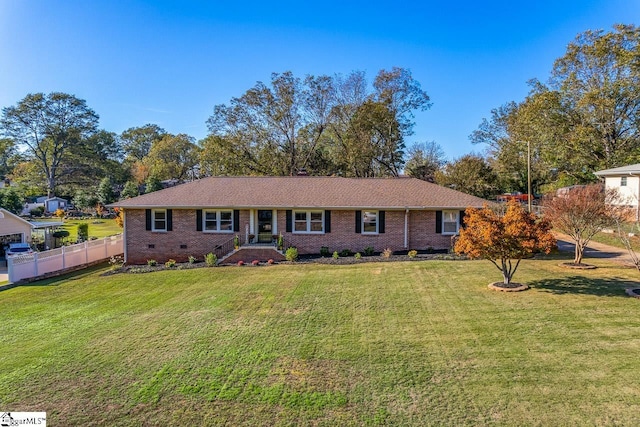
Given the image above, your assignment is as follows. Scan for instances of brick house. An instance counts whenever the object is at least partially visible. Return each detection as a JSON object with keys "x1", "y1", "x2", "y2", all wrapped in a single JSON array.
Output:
[{"x1": 111, "y1": 176, "x2": 487, "y2": 264}]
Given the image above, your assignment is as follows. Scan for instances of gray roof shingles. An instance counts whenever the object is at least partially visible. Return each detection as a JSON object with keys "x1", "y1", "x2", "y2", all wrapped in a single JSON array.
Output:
[{"x1": 111, "y1": 176, "x2": 489, "y2": 210}]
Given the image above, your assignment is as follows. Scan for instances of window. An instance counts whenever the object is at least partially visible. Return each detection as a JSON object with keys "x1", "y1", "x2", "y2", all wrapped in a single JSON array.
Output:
[
  {"x1": 293, "y1": 210, "x2": 324, "y2": 233},
  {"x1": 362, "y1": 211, "x2": 378, "y2": 234},
  {"x1": 203, "y1": 209, "x2": 234, "y2": 232},
  {"x1": 621, "y1": 177, "x2": 628, "y2": 186},
  {"x1": 152, "y1": 209, "x2": 167, "y2": 232},
  {"x1": 442, "y1": 210, "x2": 459, "y2": 235}
]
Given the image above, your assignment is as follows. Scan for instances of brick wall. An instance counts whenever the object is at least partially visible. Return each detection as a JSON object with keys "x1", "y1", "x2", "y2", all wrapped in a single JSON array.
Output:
[
  {"x1": 124, "y1": 209, "x2": 250, "y2": 264},
  {"x1": 278, "y1": 209, "x2": 455, "y2": 255},
  {"x1": 125, "y1": 208, "x2": 456, "y2": 264}
]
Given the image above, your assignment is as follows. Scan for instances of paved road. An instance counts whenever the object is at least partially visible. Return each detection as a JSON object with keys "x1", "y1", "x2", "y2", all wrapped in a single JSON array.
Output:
[{"x1": 554, "y1": 232, "x2": 637, "y2": 267}]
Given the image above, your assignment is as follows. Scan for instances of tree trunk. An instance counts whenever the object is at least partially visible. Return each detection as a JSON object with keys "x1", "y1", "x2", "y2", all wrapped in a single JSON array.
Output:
[{"x1": 574, "y1": 243, "x2": 584, "y2": 265}]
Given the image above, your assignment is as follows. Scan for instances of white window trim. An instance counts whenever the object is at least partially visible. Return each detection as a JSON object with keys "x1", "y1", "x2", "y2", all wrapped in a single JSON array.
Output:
[
  {"x1": 152, "y1": 209, "x2": 167, "y2": 232},
  {"x1": 362, "y1": 210, "x2": 379, "y2": 235},
  {"x1": 202, "y1": 209, "x2": 234, "y2": 233},
  {"x1": 292, "y1": 210, "x2": 325, "y2": 234},
  {"x1": 441, "y1": 210, "x2": 459, "y2": 235}
]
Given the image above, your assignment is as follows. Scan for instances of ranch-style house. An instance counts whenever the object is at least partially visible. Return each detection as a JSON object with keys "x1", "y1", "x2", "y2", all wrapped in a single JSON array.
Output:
[{"x1": 112, "y1": 176, "x2": 488, "y2": 264}]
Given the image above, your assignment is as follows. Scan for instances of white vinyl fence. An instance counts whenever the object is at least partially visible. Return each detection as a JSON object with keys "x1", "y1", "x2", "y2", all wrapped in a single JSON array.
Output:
[{"x1": 8, "y1": 234, "x2": 124, "y2": 283}]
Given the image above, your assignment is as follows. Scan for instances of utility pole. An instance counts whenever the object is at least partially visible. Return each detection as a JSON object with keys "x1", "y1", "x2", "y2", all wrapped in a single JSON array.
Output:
[{"x1": 527, "y1": 140, "x2": 532, "y2": 213}]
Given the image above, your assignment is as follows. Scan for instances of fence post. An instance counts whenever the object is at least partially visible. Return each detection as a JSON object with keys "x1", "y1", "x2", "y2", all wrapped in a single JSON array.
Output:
[
  {"x1": 62, "y1": 245, "x2": 66, "y2": 269},
  {"x1": 7, "y1": 257, "x2": 13, "y2": 283},
  {"x1": 33, "y1": 252, "x2": 39, "y2": 277}
]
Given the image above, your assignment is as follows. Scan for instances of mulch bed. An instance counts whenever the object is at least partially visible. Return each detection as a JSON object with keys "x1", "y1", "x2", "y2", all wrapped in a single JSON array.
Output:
[
  {"x1": 558, "y1": 262, "x2": 597, "y2": 269},
  {"x1": 102, "y1": 253, "x2": 468, "y2": 275},
  {"x1": 487, "y1": 282, "x2": 530, "y2": 292}
]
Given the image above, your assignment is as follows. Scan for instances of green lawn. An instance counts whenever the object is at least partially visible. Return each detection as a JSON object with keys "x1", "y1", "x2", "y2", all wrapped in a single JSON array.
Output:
[
  {"x1": 34, "y1": 218, "x2": 121, "y2": 242},
  {"x1": 2, "y1": 256, "x2": 640, "y2": 425}
]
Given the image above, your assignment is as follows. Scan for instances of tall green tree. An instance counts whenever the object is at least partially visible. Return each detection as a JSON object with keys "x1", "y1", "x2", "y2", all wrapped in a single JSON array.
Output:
[
  {"x1": 96, "y1": 177, "x2": 115, "y2": 206},
  {"x1": 0, "y1": 92, "x2": 99, "y2": 197},
  {"x1": 144, "y1": 133, "x2": 200, "y2": 181},
  {"x1": 404, "y1": 141, "x2": 446, "y2": 182},
  {"x1": 0, "y1": 187, "x2": 23, "y2": 214},
  {"x1": 435, "y1": 154, "x2": 498, "y2": 199},
  {"x1": 473, "y1": 24, "x2": 640, "y2": 192},
  {"x1": 120, "y1": 180, "x2": 139, "y2": 200},
  {"x1": 121, "y1": 124, "x2": 166, "y2": 163}
]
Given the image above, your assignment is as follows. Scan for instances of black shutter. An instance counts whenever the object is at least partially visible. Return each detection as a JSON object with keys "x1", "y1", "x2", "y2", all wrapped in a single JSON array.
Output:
[
  {"x1": 145, "y1": 209, "x2": 152, "y2": 230},
  {"x1": 459, "y1": 210, "x2": 466, "y2": 228},
  {"x1": 286, "y1": 210, "x2": 292, "y2": 232},
  {"x1": 233, "y1": 210, "x2": 240, "y2": 232},
  {"x1": 435, "y1": 210, "x2": 442, "y2": 234},
  {"x1": 355, "y1": 211, "x2": 362, "y2": 233},
  {"x1": 166, "y1": 209, "x2": 173, "y2": 231},
  {"x1": 324, "y1": 210, "x2": 331, "y2": 233},
  {"x1": 378, "y1": 211, "x2": 385, "y2": 234},
  {"x1": 196, "y1": 210, "x2": 203, "y2": 231}
]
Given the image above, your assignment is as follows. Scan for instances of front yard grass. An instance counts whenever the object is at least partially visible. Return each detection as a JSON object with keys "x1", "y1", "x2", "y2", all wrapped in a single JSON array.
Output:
[{"x1": 2, "y1": 256, "x2": 640, "y2": 425}]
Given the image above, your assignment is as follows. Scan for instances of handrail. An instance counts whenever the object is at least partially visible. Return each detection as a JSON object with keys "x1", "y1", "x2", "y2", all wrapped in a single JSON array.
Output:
[{"x1": 213, "y1": 235, "x2": 245, "y2": 260}]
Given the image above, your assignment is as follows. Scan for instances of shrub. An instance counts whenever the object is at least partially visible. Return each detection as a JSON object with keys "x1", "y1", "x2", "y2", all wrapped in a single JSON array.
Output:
[
  {"x1": 252, "y1": 259, "x2": 260, "y2": 266},
  {"x1": 109, "y1": 255, "x2": 124, "y2": 270},
  {"x1": 165, "y1": 259, "x2": 176, "y2": 268},
  {"x1": 340, "y1": 249, "x2": 352, "y2": 257},
  {"x1": 204, "y1": 252, "x2": 217, "y2": 267},
  {"x1": 382, "y1": 248, "x2": 392, "y2": 258},
  {"x1": 285, "y1": 247, "x2": 298, "y2": 262},
  {"x1": 408, "y1": 250, "x2": 418, "y2": 259},
  {"x1": 188, "y1": 255, "x2": 197, "y2": 264},
  {"x1": 233, "y1": 235, "x2": 240, "y2": 248},
  {"x1": 77, "y1": 222, "x2": 89, "y2": 242},
  {"x1": 267, "y1": 259, "x2": 274, "y2": 265},
  {"x1": 320, "y1": 246, "x2": 330, "y2": 257},
  {"x1": 355, "y1": 252, "x2": 362, "y2": 260},
  {"x1": 54, "y1": 208, "x2": 65, "y2": 219},
  {"x1": 277, "y1": 234, "x2": 284, "y2": 250},
  {"x1": 332, "y1": 251, "x2": 339, "y2": 259},
  {"x1": 147, "y1": 259, "x2": 157, "y2": 266},
  {"x1": 237, "y1": 260, "x2": 245, "y2": 266},
  {"x1": 364, "y1": 246, "x2": 375, "y2": 256},
  {"x1": 52, "y1": 230, "x2": 70, "y2": 239},
  {"x1": 30, "y1": 206, "x2": 44, "y2": 217}
]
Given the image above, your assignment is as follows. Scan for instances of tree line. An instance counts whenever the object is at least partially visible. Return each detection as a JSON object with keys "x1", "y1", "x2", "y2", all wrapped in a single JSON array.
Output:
[{"x1": 0, "y1": 24, "x2": 638, "y2": 214}]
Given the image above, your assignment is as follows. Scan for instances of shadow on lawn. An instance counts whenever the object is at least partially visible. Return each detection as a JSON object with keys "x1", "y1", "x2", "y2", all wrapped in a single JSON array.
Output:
[
  {"x1": 0, "y1": 263, "x2": 108, "y2": 292},
  {"x1": 529, "y1": 275, "x2": 640, "y2": 298}
]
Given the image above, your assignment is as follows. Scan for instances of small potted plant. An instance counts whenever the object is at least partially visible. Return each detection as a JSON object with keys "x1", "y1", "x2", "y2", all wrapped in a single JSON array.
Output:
[{"x1": 234, "y1": 234, "x2": 240, "y2": 249}]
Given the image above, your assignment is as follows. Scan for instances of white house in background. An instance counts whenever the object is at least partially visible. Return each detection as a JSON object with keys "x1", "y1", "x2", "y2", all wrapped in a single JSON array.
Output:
[{"x1": 594, "y1": 163, "x2": 640, "y2": 220}]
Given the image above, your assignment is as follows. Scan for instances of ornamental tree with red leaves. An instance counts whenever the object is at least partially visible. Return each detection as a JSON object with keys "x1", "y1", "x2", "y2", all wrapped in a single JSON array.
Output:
[{"x1": 455, "y1": 201, "x2": 556, "y2": 285}]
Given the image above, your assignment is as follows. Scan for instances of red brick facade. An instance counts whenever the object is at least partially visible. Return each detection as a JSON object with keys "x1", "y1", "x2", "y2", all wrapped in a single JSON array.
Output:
[{"x1": 124, "y1": 208, "x2": 458, "y2": 264}]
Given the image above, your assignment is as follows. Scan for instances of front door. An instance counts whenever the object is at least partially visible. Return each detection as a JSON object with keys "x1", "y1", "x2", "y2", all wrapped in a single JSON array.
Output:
[{"x1": 257, "y1": 210, "x2": 273, "y2": 243}]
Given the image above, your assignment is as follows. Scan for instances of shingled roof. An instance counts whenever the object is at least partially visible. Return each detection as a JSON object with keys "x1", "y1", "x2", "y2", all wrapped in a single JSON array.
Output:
[
  {"x1": 112, "y1": 176, "x2": 488, "y2": 209},
  {"x1": 594, "y1": 163, "x2": 640, "y2": 177}
]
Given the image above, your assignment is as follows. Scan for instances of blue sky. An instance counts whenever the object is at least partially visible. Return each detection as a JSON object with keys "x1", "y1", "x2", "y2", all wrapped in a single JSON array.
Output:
[{"x1": 1, "y1": 0, "x2": 638, "y2": 160}]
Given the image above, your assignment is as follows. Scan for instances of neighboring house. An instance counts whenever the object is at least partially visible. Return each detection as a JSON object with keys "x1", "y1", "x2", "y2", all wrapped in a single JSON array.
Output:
[
  {"x1": 44, "y1": 197, "x2": 69, "y2": 213},
  {"x1": 0, "y1": 208, "x2": 34, "y2": 256},
  {"x1": 594, "y1": 163, "x2": 640, "y2": 220},
  {"x1": 111, "y1": 176, "x2": 488, "y2": 264}
]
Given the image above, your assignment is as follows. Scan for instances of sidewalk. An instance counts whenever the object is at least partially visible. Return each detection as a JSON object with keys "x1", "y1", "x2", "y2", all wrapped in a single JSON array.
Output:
[{"x1": 554, "y1": 232, "x2": 637, "y2": 267}]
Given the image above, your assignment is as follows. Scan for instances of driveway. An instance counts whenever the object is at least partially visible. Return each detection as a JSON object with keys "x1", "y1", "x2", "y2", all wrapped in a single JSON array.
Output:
[{"x1": 554, "y1": 232, "x2": 637, "y2": 267}]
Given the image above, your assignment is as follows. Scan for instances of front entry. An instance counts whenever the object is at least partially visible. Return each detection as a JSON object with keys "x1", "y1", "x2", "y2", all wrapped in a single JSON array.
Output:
[{"x1": 257, "y1": 210, "x2": 273, "y2": 243}]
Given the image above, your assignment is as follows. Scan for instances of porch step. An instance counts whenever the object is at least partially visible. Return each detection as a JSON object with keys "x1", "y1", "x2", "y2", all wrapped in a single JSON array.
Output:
[{"x1": 221, "y1": 247, "x2": 286, "y2": 264}]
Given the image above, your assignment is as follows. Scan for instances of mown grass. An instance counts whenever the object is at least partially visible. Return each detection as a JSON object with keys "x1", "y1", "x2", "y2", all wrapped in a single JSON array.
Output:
[
  {"x1": 2, "y1": 256, "x2": 640, "y2": 425},
  {"x1": 35, "y1": 218, "x2": 121, "y2": 241}
]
